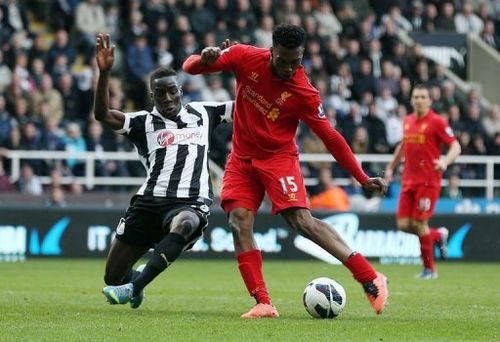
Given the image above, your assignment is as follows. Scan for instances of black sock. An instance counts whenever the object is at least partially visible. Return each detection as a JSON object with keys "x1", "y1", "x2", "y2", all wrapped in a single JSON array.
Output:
[
  {"x1": 132, "y1": 233, "x2": 186, "y2": 296},
  {"x1": 123, "y1": 269, "x2": 140, "y2": 284}
]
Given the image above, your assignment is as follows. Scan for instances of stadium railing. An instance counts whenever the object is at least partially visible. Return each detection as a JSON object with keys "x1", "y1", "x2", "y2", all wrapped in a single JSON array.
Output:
[
  {"x1": 3, "y1": 150, "x2": 500, "y2": 199},
  {"x1": 300, "y1": 153, "x2": 499, "y2": 199}
]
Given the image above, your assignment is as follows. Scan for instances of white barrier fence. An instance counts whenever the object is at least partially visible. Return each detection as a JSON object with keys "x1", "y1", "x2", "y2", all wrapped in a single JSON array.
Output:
[{"x1": 4, "y1": 150, "x2": 500, "y2": 199}]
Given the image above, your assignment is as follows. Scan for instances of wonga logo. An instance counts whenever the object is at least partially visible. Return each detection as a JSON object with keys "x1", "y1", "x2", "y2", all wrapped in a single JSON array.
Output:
[
  {"x1": 29, "y1": 217, "x2": 70, "y2": 255},
  {"x1": 157, "y1": 129, "x2": 175, "y2": 147}
]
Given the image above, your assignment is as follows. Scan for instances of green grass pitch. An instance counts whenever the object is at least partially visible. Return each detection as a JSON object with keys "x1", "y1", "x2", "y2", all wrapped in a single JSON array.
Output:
[{"x1": 1, "y1": 260, "x2": 499, "y2": 341}]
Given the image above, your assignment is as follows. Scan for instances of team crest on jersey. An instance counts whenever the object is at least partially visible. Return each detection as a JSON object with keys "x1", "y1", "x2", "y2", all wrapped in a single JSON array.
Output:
[
  {"x1": 420, "y1": 123, "x2": 428, "y2": 132},
  {"x1": 267, "y1": 108, "x2": 280, "y2": 121},
  {"x1": 157, "y1": 129, "x2": 175, "y2": 147}
]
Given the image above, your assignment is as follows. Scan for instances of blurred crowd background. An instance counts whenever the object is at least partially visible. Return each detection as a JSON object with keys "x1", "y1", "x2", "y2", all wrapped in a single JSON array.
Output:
[{"x1": 0, "y1": 0, "x2": 499, "y2": 208}]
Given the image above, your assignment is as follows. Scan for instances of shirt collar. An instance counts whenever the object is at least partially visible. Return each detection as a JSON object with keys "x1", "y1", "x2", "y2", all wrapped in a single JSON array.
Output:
[{"x1": 151, "y1": 106, "x2": 186, "y2": 122}]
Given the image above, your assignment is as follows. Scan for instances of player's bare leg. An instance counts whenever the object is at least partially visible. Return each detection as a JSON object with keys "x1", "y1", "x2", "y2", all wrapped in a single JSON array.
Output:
[
  {"x1": 104, "y1": 239, "x2": 149, "y2": 286},
  {"x1": 103, "y1": 239, "x2": 149, "y2": 306},
  {"x1": 396, "y1": 218, "x2": 413, "y2": 234},
  {"x1": 229, "y1": 208, "x2": 278, "y2": 318},
  {"x1": 103, "y1": 211, "x2": 202, "y2": 307},
  {"x1": 281, "y1": 208, "x2": 388, "y2": 314},
  {"x1": 230, "y1": 208, "x2": 258, "y2": 253}
]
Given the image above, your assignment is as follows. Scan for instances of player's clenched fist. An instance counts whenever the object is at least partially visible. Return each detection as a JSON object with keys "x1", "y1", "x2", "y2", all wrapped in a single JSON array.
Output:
[
  {"x1": 362, "y1": 177, "x2": 388, "y2": 196},
  {"x1": 200, "y1": 47, "x2": 222, "y2": 66}
]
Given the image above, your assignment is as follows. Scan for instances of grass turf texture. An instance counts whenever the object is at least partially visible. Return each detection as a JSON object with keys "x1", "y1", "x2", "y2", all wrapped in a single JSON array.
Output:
[{"x1": 0, "y1": 260, "x2": 499, "y2": 341}]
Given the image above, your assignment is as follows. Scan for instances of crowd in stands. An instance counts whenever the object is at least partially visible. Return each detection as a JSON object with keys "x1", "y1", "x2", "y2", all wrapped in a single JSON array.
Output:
[{"x1": 0, "y1": 0, "x2": 499, "y2": 202}]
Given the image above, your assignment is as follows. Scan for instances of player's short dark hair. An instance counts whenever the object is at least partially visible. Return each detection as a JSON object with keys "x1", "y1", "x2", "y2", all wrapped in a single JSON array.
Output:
[
  {"x1": 272, "y1": 24, "x2": 306, "y2": 49},
  {"x1": 150, "y1": 66, "x2": 177, "y2": 89},
  {"x1": 412, "y1": 83, "x2": 430, "y2": 95}
]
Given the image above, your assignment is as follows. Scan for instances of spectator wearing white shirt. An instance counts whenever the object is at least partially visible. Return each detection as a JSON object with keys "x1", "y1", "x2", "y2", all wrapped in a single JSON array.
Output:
[
  {"x1": 482, "y1": 105, "x2": 500, "y2": 138},
  {"x1": 313, "y1": 1, "x2": 342, "y2": 38},
  {"x1": 382, "y1": 5, "x2": 412, "y2": 32},
  {"x1": 385, "y1": 104, "x2": 407, "y2": 149},
  {"x1": 16, "y1": 163, "x2": 42, "y2": 196},
  {"x1": 375, "y1": 86, "x2": 398, "y2": 122},
  {"x1": 200, "y1": 75, "x2": 231, "y2": 102},
  {"x1": 75, "y1": 0, "x2": 106, "y2": 55},
  {"x1": 454, "y1": 1, "x2": 484, "y2": 34},
  {"x1": 254, "y1": 15, "x2": 274, "y2": 48}
]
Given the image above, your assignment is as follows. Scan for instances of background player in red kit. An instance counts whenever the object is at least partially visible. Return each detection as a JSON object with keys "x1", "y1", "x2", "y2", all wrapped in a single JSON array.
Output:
[
  {"x1": 183, "y1": 24, "x2": 388, "y2": 318},
  {"x1": 385, "y1": 84, "x2": 461, "y2": 279}
]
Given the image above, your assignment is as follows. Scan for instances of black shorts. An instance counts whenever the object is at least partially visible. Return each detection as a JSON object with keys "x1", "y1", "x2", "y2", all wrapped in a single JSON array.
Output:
[{"x1": 114, "y1": 195, "x2": 209, "y2": 249}]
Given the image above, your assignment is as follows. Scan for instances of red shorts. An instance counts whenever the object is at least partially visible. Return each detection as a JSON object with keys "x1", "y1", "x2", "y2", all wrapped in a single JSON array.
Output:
[
  {"x1": 221, "y1": 154, "x2": 309, "y2": 214},
  {"x1": 397, "y1": 186, "x2": 440, "y2": 221}
]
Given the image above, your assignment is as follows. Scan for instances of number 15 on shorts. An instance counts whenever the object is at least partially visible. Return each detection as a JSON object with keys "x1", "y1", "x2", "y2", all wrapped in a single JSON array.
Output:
[{"x1": 279, "y1": 176, "x2": 298, "y2": 194}]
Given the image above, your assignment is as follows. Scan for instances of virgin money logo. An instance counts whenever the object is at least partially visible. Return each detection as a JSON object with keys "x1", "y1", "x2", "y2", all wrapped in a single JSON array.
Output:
[{"x1": 157, "y1": 130, "x2": 175, "y2": 147}]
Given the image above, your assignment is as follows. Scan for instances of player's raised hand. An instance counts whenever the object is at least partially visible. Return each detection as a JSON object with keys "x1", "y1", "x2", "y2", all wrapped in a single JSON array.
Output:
[
  {"x1": 200, "y1": 46, "x2": 222, "y2": 66},
  {"x1": 362, "y1": 177, "x2": 388, "y2": 196},
  {"x1": 96, "y1": 33, "x2": 114, "y2": 72}
]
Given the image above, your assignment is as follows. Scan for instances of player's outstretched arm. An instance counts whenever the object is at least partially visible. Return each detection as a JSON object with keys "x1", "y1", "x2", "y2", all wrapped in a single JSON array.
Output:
[
  {"x1": 182, "y1": 46, "x2": 222, "y2": 75},
  {"x1": 183, "y1": 40, "x2": 239, "y2": 75},
  {"x1": 384, "y1": 142, "x2": 403, "y2": 182},
  {"x1": 94, "y1": 33, "x2": 125, "y2": 131}
]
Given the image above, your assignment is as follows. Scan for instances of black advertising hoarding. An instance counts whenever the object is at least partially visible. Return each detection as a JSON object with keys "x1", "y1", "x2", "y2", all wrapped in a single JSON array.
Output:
[
  {"x1": 0, "y1": 208, "x2": 498, "y2": 262},
  {"x1": 410, "y1": 32, "x2": 467, "y2": 77}
]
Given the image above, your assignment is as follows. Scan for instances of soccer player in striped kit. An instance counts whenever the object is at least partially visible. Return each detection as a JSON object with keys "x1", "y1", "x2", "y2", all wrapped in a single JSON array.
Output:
[{"x1": 94, "y1": 33, "x2": 233, "y2": 308}]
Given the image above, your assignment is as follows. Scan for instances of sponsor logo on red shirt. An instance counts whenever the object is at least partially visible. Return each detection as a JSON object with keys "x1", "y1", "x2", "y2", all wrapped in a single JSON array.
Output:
[{"x1": 276, "y1": 91, "x2": 292, "y2": 106}]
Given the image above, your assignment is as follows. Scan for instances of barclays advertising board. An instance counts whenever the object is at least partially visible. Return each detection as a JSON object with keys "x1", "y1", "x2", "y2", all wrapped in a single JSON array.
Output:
[{"x1": 0, "y1": 208, "x2": 498, "y2": 262}]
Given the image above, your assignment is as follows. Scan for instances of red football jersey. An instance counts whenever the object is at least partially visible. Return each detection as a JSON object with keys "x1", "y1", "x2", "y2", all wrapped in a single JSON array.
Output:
[
  {"x1": 401, "y1": 110, "x2": 456, "y2": 188},
  {"x1": 183, "y1": 44, "x2": 369, "y2": 184}
]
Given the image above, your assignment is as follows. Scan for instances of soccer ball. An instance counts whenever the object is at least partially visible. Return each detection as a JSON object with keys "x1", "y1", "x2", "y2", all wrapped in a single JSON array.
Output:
[{"x1": 303, "y1": 277, "x2": 346, "y2": 319}]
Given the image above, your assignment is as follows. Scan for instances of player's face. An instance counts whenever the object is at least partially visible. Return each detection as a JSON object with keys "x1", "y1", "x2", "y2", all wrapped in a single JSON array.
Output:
[
  {"x1": 151, "y1": 76, "x2": 182, "y2": 119},
  {"x1": 411, "y1": 88, "x2": 432, "y2": 115},
  {"x1": 270, "y1": 44, "x2": 304, "y2": 80}
]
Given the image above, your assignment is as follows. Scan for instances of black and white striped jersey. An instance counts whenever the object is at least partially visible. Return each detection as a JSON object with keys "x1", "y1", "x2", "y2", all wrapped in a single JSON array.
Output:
[{"x1": 116, "y1": 101, "x2": 233, "y2": 205}]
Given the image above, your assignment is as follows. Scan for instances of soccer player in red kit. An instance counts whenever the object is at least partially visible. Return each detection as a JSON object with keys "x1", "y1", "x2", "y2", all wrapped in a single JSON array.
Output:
[
  {"x1": 183, "y1": 24, "x2": 388, "y2": 318},
  {"x1": 385, "y1": 84, "x2": 461, "y2": 279}
]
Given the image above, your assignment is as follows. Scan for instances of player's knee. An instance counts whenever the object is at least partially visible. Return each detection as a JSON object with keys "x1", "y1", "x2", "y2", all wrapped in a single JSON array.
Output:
[
  {"x1": 283, "y1": 209, "x2": 315, "y2": 236},
  {"x1": 171, "y1": 212, "x2": 199, "y2": 238},
  {"x1": 228, "y1": 209, "x2": 252, "y2": 239},
  {"x1": 396, "y1": 219, "x2": 411, "y2": 232}
]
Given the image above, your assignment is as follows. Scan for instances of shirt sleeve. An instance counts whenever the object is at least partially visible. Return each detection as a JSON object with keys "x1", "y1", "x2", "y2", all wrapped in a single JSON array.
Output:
[
  {"x1": 115, "y1": 111, "x2": 147, "y2": 137},
  {"x1": 200, "y1": 101, "x2": 234, "y2": 137},
  {"x1": 182, "y1": 44, "x2": 246, "y2": 75},
  {"x1": 300, "y1": 100, "x2": 370, "y2": 185},
  {"x1": 435, "y1": 117, "x2": 457, "y2": 145},
  {"x1": 203, "y1": 101, "x2": 234, "y2": 124}
]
